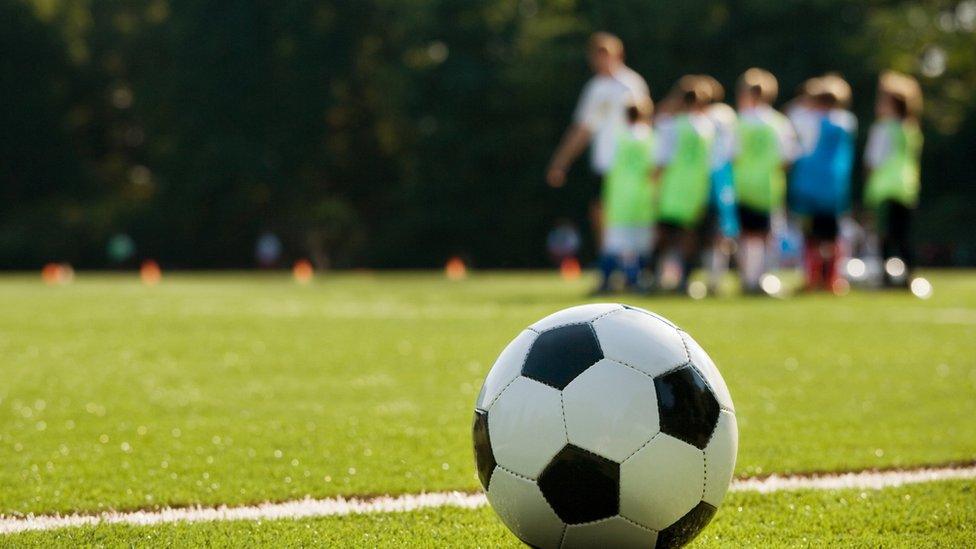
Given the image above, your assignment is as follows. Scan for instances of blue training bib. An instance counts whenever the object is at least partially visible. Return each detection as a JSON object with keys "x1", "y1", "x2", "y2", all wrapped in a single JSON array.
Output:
[{"x1": 789, "y1": 117, "x2": 855, "y2": 215}]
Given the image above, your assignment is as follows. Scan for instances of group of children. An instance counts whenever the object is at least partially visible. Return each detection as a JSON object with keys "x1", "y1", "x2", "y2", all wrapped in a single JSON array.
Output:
[{"x1": 595, "y1": 67, "x2": 924, "y2": 296}]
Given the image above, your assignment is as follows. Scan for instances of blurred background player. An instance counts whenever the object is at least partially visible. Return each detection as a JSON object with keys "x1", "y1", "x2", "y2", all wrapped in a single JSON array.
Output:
[
  {"x1": 545, "y1": 32, "x2": 651, "y2": 249},
  {"x1": 594, "y1": 99, "x2": 655, "y2": 294},
  {"x1": 700, "y1": 76, "x2": 740, "y2": 294},
  {"x1": 546, "y1": 219, "x2": 582, "y2": 265},
  {"x1": 255, "y1": 232, "x2": 283, "y2": 268},
  {"x1": 864, "y1": 71, "x2": 924, "y2": 288},
  {"x1": 652, "y1": 76, "x2": 715, "y2": 293},
  {"x1": 788, "y1": 74, "x2": 857, "y2": 292},
  {"x1": 733, "y1": 68, "x2": 798, "y2": 294}
]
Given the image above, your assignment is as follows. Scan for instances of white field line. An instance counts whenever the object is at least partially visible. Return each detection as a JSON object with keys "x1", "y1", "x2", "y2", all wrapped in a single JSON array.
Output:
[
  {"x1": 730, "y1": 464, "x2": 976, "y2": 493},
  {"x1": 2, "y1": 464, "x2": 974, "y2": 535}
]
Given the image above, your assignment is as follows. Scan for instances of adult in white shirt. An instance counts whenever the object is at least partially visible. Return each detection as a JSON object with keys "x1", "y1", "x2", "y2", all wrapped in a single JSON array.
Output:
[{"x1": 546, "y1": 33, "x2": 651, "y2": 188}]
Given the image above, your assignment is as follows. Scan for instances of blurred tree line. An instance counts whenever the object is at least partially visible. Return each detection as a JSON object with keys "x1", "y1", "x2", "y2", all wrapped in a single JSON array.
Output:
[{"x1": 2, "y1": 0, "x2": 975, "y2": 268}]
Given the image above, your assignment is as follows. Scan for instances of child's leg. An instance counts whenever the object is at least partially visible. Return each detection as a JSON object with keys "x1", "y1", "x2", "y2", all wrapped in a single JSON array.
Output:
[
  {"x1": 708, "y1": 237, "x2": 732, "y2": 291},
  {"x1": 807, "y1": 214, "x2": 840, "y2": 291},
  {"x1": 597, "y1": 226, "x2": 622, "y2": 292},
  {"x1": 704, "y1": 203, "x2": 732, "y2": 292},
  {"x1": 882, "y1": 200, "x2": 913, "y2": 285},
  {"x1": 597, "y1": 253, "x2": 617, "y2": 291},
  {"x1": 766, "y1": 210, "x2": 786, "y2": 274},
  {"x1": 638, "y1": 252, "x2": 651, "y2": 283},
  {"x1": 879, "y1": 202, "x2": 897, "y2": 286},
  {"x1": 643, "y1": 225, "x2": 656, "y2": 272},
  {"x1": 734, "y1": 207, "x2": 771, "y2": 292},
  {"x1": 738, "y1": 231, "x2": 767, "y2": 292},
  {"x1": 622, "y1": 252, "x2": 641, "y2": 287},
  {"x1": 654, "y1": 222, "x2": 692, "y2": 291},
  {"x1": 651, "y1": 223, "x2": 674, "y2": 288},
  {"x1": 804, "y1": 237, "x2": 824, "y2": 289},
  {"x1": 822, "y1": 216, "x2": 841, "y2": 291},
  {"x1": 822, "y1": 239, "x2": 841, "y2": 290},
  {"x1": 811, "y1": 214, "x2": 840, "y2": 290},
  {"x1": 677, "y1": 227, "x2": 698, "y2": 292},
  {"x1": 624, "y1": 226, "x2": 653, "y2": 289},
  {"x1": 893, "y1": 203, "x2": 914, "y2": 279}
]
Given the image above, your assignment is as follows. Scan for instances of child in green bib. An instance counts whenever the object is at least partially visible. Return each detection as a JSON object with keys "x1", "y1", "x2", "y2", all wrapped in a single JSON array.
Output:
[
  {"x1": 864, "y1": 71, "x2": 923, "y2": 287},
  {"x1": 733, "y1": 68, "x2": 798, "y2": 293},
  {"x1": 652, "y1": 76, "x2": 714, "y2": 292},
  {"x1": 595, "y1": 100, "x2": 655, "y2": 293}
]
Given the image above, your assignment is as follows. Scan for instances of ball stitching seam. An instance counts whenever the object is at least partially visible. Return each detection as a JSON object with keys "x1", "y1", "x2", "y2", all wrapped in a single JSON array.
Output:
[
  {"x1": 621, "y1": 431, "x2": 662, "y2": 464},
  {"x1": 533, "y1": 305, "x2": 623, "y2": 333},
  {"x1": 485, "y1": 330, "x2": 539, "y2": 410},
  {"x1": 618, "y1": 514, "x2": 660, "y2": 534},
  {"x1": 496, "y1": 465, "x2": 566, "y2": 523}
]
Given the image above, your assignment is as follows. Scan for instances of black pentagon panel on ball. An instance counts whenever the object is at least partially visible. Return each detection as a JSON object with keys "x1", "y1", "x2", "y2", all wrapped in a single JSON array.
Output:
[
  {"x1": 537, "y1": 444, "x2": 619, "y2": 524},
  {"x1": 472, "y1": 410, "x2": 496, "y2": 490},
  {"x1": 521, "y1": 324, "x2": 604, "y2": 389},
  {"x1": 655, "y1": 501, "x2": 717, "y2": 548},
  {"x1": 654, "y1": 366, "x2": 720, "y2": 449}
]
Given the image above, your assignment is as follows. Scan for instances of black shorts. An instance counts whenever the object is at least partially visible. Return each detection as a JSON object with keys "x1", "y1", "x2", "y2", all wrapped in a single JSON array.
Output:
[
  {"x1": 877, "y1": 200, "x2": 912, "y2": 241},
  {"x1": 807, "y1": 214, "x2": 839, "y2": 240},
  {"x1": 699, "y1": 206, "x2": 719, "y2": 238},
  {"x1": 657, "y1": 219, "x2": 688, "y2": 233},
  {"x1": 737, "y1": 206, "x2": 771, "y2": 233},
  {"x1": 588, "y1": 171, "x2": 604, "y2": 204}
]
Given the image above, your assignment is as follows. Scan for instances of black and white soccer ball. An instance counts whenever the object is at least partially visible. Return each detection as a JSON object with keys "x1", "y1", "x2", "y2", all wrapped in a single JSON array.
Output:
[{"x1": 473, "y1": 304, "x2": 737, "y2": 548}]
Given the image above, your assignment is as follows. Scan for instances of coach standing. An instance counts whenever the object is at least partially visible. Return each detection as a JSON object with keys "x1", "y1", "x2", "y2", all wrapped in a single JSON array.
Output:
[{"x1": 546, "y1": 32, "x2": 651, "y2": 241}]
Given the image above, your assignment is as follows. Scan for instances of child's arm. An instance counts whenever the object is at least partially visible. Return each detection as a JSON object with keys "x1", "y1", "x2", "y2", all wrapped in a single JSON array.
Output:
[
  {"x1": 777, "y1": 115, "x2": 800, "y2": 171},
  {"x1": 653, "y1": 118, "x2": 676, "y2": 175},
  {"x1": 863, "y1": 122, "x2": 888, "y2": 178}
]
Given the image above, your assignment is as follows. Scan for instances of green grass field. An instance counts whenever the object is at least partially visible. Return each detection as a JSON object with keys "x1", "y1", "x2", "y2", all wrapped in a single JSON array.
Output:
[
  {"x1": 2, "y1": 271, "x2": 975, "y2": 546},
  {"x1": 8, "y1": 481, "x2": 974, "y2": 547}
]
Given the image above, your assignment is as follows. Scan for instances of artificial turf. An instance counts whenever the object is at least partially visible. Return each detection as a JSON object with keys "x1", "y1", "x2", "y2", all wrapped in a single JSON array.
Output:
[
  {"x1": 7, "y1": 480, "x2": 975, "y2": 547},
  {"x1": 0, "y1": 271, "x2": 974, "y2": 517}
]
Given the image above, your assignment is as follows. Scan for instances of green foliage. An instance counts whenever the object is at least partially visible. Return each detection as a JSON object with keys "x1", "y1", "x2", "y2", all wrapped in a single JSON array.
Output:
[{"x1": 3, "y1": 0, "x2": 975, "y2": 267}]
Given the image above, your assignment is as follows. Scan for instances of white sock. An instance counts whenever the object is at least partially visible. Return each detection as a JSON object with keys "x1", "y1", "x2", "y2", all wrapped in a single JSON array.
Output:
[
  {"x1": 659, "y1": 251, "x2": 683, "y2": 290},
  {"x1": 709, "y1": 242, "x2": 731, "y2": 288},
  {"x1": 739, "y1": 237, "x2": 765, "y2": 290}
]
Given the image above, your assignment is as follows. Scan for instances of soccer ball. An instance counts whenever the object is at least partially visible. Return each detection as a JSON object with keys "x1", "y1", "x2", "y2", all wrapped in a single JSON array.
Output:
[{"x1": 473, "y1": 304, "x2": 736, "y2": 548}]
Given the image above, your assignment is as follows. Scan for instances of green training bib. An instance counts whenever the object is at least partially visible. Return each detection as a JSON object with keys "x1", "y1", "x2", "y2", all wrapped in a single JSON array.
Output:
[
  {"x1": 865, "y1": 120, "x2": 922, "y2": 208},
  {"x1": 734, "y1": 114, "x2": 787, "y2": 212},
  {"x1": 603, "y1": 127, "x2": 655, "y2": 226},
  {"x1": 658, "y1": 116, "x2": 712, "y2": 227}
]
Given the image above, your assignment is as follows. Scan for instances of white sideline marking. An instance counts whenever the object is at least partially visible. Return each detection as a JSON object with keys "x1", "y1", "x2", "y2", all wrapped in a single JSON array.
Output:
[
  {"x1": 2, "y1": 465, "x2": 974, "y2": 535},
  {"x1": 0, "y1": 492, "x2": 486, "y2": 535},
  {"x1": 730, "y1": 464, "x2": 976, "y2": 493}
]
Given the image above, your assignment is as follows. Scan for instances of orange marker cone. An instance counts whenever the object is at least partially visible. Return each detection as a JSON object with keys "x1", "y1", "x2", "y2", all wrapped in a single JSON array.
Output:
[
  {"x1": 560, "y1": 257, "x2": 581, "y2": 281},
  {"x1": 293, "y1": 259, "x2": 314, "y2": 284},
  {"x1": 445, "y1": 256, "x2": 467, "y2": 280},
  {"x1": 140, "y1": 260, "x2": 162, "y2": 286},
  {"x1": 41, "y1": 263, "x2": 69, "y2": 285}
]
